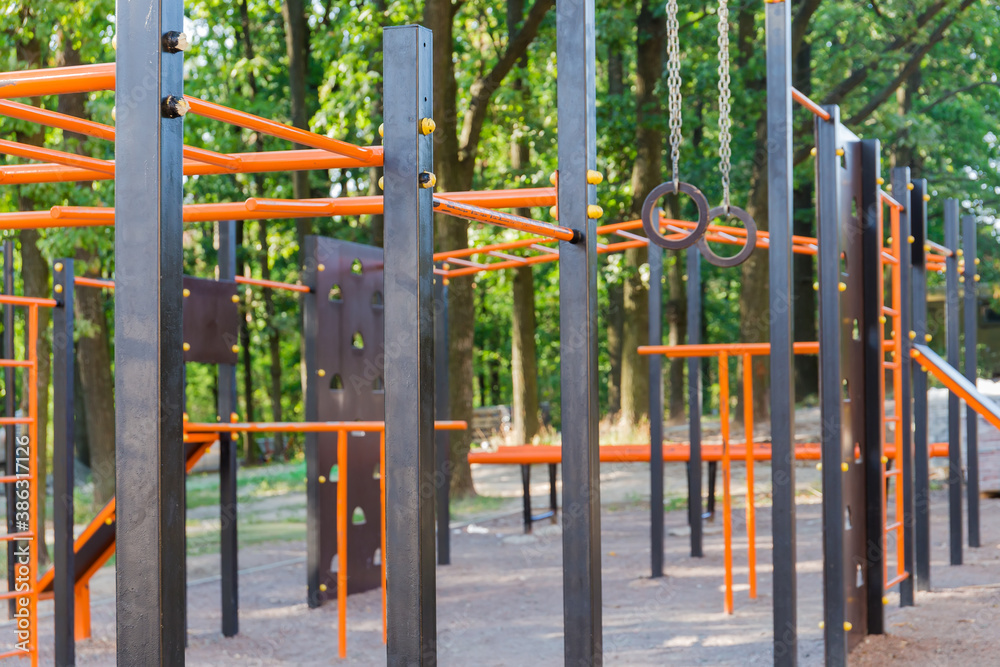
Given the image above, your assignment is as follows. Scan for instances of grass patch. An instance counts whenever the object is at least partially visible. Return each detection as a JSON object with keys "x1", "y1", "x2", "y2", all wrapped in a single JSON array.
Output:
[
  {"x1": 450, "y1": 494, "x2": 512, "y2": 522},
  {"x1": 186, "y1": 459, "x2": 307, "y2": 510}
]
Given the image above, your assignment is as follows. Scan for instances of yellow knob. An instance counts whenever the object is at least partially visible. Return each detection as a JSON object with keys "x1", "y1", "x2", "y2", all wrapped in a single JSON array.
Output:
[
  {"x1": 907, "y1": 183, "x2": 914, "y2": 191},
  {"x1": 812, "y1": 282, "x2": 819, "y2": 291},
  {"x1": 908, "y1": 331, "x2": 916, "y2": 340},
  {"x1": 959, "y1": 276, "x2": 965, "y2": 283},
  {"x1": 810, "y1": 147, "x2": 817, "y2": 156},
  {"x1": 183, "y1": 288, "x2": 190, "y2": 297},
  {"x1": 420, "y1": 172, "x2": 437, "y2": 189},
  {"x1": 419, "y1": 118, "x2": 436, "y2": 135},
  {"x1": 816, "y1": 463, "x2": 822, "y2": 471},
  {"x1": 587, "y1": 205, "x2": 603, "y2": 219},
  {"x1": 54, "y1": 262, "x2": 64, "y2": 272},
  {"x1": 924, "y1": 244, "x2": 931, "y2": 252},
  {"x1": 925, "y1": 334, "x2": 932, "y2": 342},
  {"x1": 879, "y1": 316, "x2": 886, "y2": 324},
  {"x1": 318, "y1": 475, "x2": 327, "y2": 484},
  {"x1": 586, "y1": 170, "x2": 603, "y2": 185},
  {"x1": 844, "y1": 622, "x2": 852, "y2": 631},
  {"x1": 974, "y1": 274, "x2": 980, "y2": 282},
  {"x1": 818, "y1": 621, "x2": 824, "y2": 629},
  {"x1": 378, "y1": 177, "x2": 384, "y2": 190},
  {"x1": 183, "y1": 412, "x2": 188, "y2": 422},
  {"x1": 876, "y1": 177, "x2": 884, "y2": 185},
  {"x1": 549, "y1": 172, "x2": 558, "y2": 186},
  {"x1": 231, "y1": 345, "x2": 239, "y2": 353},
  {"x1": 974, "y1": 258, "x2": 980, "y2": 265},
  {"x1": 183, "y1": 342, "x2": 190, "y2": 351},
  {"x1": 318, "y1": 369, "x2": 326, "y2": 377},
  {"x1": 882, "y1": 596, "x2": 889, "y2": 605},
  {"x1": 231, "y1": 413, "x2": 239, "y2": 422},
  {"x1": 957, "y1": 249, "x2": 964, "y2": 257},
  {"x1": 838, "y1": 282, "x2": 847, "y2": 292},
  {"x1": 881, "y1": 456, "x2": 888, "y2": 464},
  {"x1": 907, "y1": 236, "x2": 915, "y2": 244},
  {"x1": 318, "y1": 263, "x2": 326, "y2": 272},
  {"x1": 549, "y1": 206, "x2": 558, "y2": 220},
  {"x1": 105, "y1": 518, "x2": 113, "y2": 525},
  {"x1": 922, "y1": 194, "x2": 930, "y2": 201},
  {"x1": 231, "y1": 294, "x2": 239, "y2": 303},
  {"x1": 841, "y1": 462, "x2": 849, "y2": 472},
  {"x1": 319, "y1": 584, "x2": 328, "y2": 592},
  {"x1": 55, "y1": 284, "x2": 63, "y2": 293},
  {"x1": 836, "y1": 148, "x2": 845, "y2": 156},
  {"x1": 378, "y1": 124, "x2": 384, "y2": 138}
]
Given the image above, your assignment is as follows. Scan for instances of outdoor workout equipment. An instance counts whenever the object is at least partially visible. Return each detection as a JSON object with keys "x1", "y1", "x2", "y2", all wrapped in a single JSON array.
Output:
[{"x1": 640, "y1": 0, "x2": 710, "y2": 250}]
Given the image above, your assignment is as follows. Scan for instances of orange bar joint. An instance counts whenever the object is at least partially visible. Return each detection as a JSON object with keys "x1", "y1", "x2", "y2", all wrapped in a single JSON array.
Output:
[{"x1": 432, "y1": 198, "x2": 581, "y2": 243}]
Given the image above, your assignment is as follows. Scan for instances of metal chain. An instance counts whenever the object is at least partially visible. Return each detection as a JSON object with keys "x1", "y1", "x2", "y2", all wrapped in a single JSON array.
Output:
[
  {"x1": 717, "y1": 0, "x2": 732, "y2": 212},
  {"x1": 666, "y1": 0, "x2": 682, "y2": 186}
]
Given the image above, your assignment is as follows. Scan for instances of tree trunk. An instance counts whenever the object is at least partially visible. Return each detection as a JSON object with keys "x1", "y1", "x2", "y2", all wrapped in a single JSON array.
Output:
[
  {"x1": 621, "y1": 0, "x2": 666, "y2": 426},
  {"x1": 606, "y1": 278, "x2": 624, "y2": 417},
  {"x1": 236, "y1": 221, "x2": 259, "y2": 463},
  {"x1": 511, "y1": 266, "x2": 540, "y2": 444},
  {"x1": 281, "y1": 0, "x2": 314, "y2": 252},
  {"x1": 75, "y1": 253, "x2": 117, "y2": 506}
]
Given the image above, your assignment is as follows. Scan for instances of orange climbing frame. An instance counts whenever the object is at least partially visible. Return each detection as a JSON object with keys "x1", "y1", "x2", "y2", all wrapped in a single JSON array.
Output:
[{"x1": 183, "y1": 419, "x2": 466, "y2": 659}]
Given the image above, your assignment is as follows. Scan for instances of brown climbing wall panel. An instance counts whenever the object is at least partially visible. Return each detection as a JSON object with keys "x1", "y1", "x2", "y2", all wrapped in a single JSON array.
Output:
[
  {"x1": 303, "y1": 237, "x2": 384, "y2": 605},
  {"x1": 181, "y1": 276, "x2": 239, "y2": 365}
]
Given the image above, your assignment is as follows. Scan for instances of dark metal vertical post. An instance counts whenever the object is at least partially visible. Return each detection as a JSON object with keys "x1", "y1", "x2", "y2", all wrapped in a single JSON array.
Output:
[
  {"x1": 860, "y1": 140, "x2": 884, "y2": 635},
  {"x1": 892, "y1": 168, "x2": 915, "y2": 607},
  {"x1": 648, "y1": 236, "x2": 664, "y2": 578},
  {"x1": 766, "y1": 2, "x2": 797, "y2": 661},
  {"x1": 686, "y1": 247, "x2": 703, "y2": 558},
  {"x1": 53, "y1": 258, "x2": 75, "y2": 666},
  {"x1": 302, "y1": 236, "x2": 321, "y2": 607},
  {"x1": 910, "y1": 179, "x2": 930, "y2": 590},
  {"x1": 556, "y1": 0, "x2": 602, "y2": 661},
  {"x1": 434, "y1": 278, "x2": 451, "y2": 565},
  {"x1": 962, "y1": 214, "x2": 979, "y2": 548},
  {"x1": 3, "y1": 241, "x2": 15, "y2": 618},
  {"x1": 383, "y1": 25, "x2": 436, "y2": 665},
  {"x1": 816, "y1": 107, "x2": 845, "y2": 664},
  {"x1": 114, "y1": 0, "x2": 186, "y2": 662},
  {"x1": 218, "y1": 220, "x2": 239, "y2": 635},
  {"x1": 944, "y1": 200, "x2": 962, "y2": 565}
]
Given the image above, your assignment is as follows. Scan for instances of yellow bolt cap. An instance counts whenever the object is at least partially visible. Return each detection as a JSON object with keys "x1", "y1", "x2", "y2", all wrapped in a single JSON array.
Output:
[
  {"x1": 586, "y1": 170, "x2": 603, "y2": 185},
  {"x1": 818, "y1": 621, "x2": 825, "y2": 629},
  {"x1": 183, "y1": 412, "x2": 188, "y2": 421},
  {"x1": 907, "y1": 183, "x2": 914, "y2": 191},
  {"x1": 816, "y1": 463, "x2": 822, "y2": 471},
  {"x1": 231, "y1": 345, "x2": 239, "y2": 353},
  {"x1": 925, "y1": 334, "x2": 933, "y2": 342},
  {"x1": 974, "y1": 258, "x2": 980, "y2": 265},
  {"x1": 812, "y1": 282, "x2": 819, "y2": 291},
  {"x1": 318, "y1": 475, "x2": 327, "y2": 484},
  {"x1": 844, "y1": 622, "x2": 852, "y2": 631},
  {"x1": 183, "y1": 288, "x2": 190, "y2": 297},
  {"x1": 960, "y1": 276, "x2": 966, "y2": 283},
  {"x1": 887, "y1": 237, "x2": 893, "y2": 245},
  {"x1": 876, "y1": 177, "x2": 884, "y2": 185},
  {"x1": 54, "y1": 262, "x2": 63, "y2": 272},
  {"x1": 549, "y1": 206, "x2": 558, "y2": 220},
  {"x1": 841, "y1": 462, "x2": 849, "y2": 472},
  {"x1": 923, "y1": 194, "x2": 930, "y2": 201},
  {"x1": 810, "y1": 147, "x2": 817, "y2": 156},
  {"x1": 318, "y1": 263, "x2": 326, "y2": 272},
  {"x1": 105, "y1": 518, "x2": 113, "y2": 525},
  {"x1": 838, "y1": 282, "x2": 847, "y2": 292},
  {"x1": 183, "y1": 342, "x2": 190, "y2": 351},
  {"x1": 419, "y1": 118, "x2": 436, "y2": 135},
  {"x1": 549, "y1": 172, "x2": 558, "y2": 186},
  {"x1": 55, "y1": 284, "x2": 63, "y2": 293},
  {"x1": 879, "y1": 316, "x2": 886, "y2": 324},
  {"x1": 908, "y1": 235, "x2": 915, "y2": 244},
  {"x1": 420, "y1": 172, "x2": 437, "y2": 189},
  {"x1": 231, "y1": 294, "x2": 239, "y2": 303},
  {"x1": 908, "y1": 331, "x2": 916, "y2": 340},
  {"x1": 378, "y1": 124, "x2": 384, "y2": 138},
  {"x1": 882, "y1": 596, "x2": 889, "y2": 605},
  {"x1": 378, "y1": 177, "x2": 384, "y2": 190},
  {"x1": 957, "y1": 249, "x2": 964, "y2": 257},
  {"x1": 836, "y1": 148, "x2": 845, "y2": 156},
  {"x1": 587, "y1": 205, "x2": 603, "y2": 219},
  {"x1": 974, "y1": 274, "x2": 981, "y2": 282},
  {"x1": 319, "y1": 584, "x2": 328, "y2": 592},
  {"x1": 881, "y1": 455, "x2": 888, "y2": 464},
  {"x1": 318, "y1": 369, "x2": 326, "y2": 377}
]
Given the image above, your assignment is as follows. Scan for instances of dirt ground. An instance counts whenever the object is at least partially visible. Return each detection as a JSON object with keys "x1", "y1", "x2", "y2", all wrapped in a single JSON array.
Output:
[{"x1": 10, "y1": 456, "x2": 1000, "y2": 666}]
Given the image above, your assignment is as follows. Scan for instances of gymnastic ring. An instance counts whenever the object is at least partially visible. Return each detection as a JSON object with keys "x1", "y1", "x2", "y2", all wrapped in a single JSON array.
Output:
[
  {"x1": 697, "y1": 205, "x2": 758, "y2": 268},
  {"x1": 641, "y1": 181, "x2": 711, "y2": 250}
]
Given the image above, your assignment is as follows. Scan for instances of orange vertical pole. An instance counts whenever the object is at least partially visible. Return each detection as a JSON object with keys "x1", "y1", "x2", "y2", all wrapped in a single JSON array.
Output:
[
  {"x1": 719, "y1": 352, "x2": 733, "y2": 615},
  {"x1": 337, "y1": 427, "x2": 348, "y2": 659},
  {"x1": 891, "y1": 207, "x2": 905, "y2": 577},
  {"x1": 878, "y1": 203, "x2": 889, "y2": 586},
  {"x1": 380, "y1": 429, "x2": 387, "y2": 644},
  {"x1": 742, "y1": 353, "x2": 756, "y2": 599},
  {"x1": 28, "y1": 305, "x2": 38, "y2": 667}
]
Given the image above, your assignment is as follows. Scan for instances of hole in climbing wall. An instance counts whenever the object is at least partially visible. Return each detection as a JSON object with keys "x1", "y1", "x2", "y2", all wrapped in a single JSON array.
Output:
[
  {"x1": 855, "y1": 443, "x2": 862, "y2": 465},
  {"x1": 845, "y1": 505, "x2": 853, "y2": 530},
  {"x1": 330, "y1": 554, "x2": 339, "y2": 574},
  {"x1": 352, "y1": 507, "x2": 367, "y2": 525},
  {"x1": 330, "y1": 464, "x2": 339, "y2": 482},
  {"x1": 329, "y1": 284, "x2": 342, "y2": 301},
  {"x1": 373, "y1": 376, "x2": 384, "y2": 392},
  {"x1": 372, "y1": 290, "x2": 383, "y2": 307},
  {"x1": 852, "y1": 319, "x2": 861, "y2": 342},
  {"x1": 373, "y1": 548, "x2": 381, "y2": 566},
  {"x1": 330, "y1": 373, "x2": 344, "y2": 390},
  {"x1": 373, "y1": 463, "x2": 381, "y2": 479},
  {"x1": 841, "y1": 251, "x2": 848, "y2": 273},
  {"x1": 856, "y1": 563, "x2": 864, "y2": 587},
  {"x1": 851, "y1": 198, "x2": 858, "y2": 221},
  {"x1": 351, "y1": 258, "x2": 363, "y2": 275},
  {"x1": 352, "y1": 332, "x2": 364, "y2": 349},
  {"x1": 842, "y1": 378, "x2": 850, "y2": 400}
]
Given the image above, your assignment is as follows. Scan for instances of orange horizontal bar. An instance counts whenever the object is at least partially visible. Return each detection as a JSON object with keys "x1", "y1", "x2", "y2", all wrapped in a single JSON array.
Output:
[
  {"x1": 74, "y1": 276, "x2": 115, "y2": 289},
  {"x1": 925, "y1": 240, "x2": 953, "y2": 258},
  {"x1": 791, "y1": 87, "x2": 832, "y2": 121},
  {"x1": 638, "y1": 342, "x2": 821, "y2": 358},
  {"x1": 185, "y1": 420, "x2": 467, "y2": 433},
  {"x1": 0, "y1": 63, "x2": 115, "y2": 99},
  {"x1": 0, "y1": 589, "x2": 34, "y2": 601},
  {"x1": 0, "y1": 138, "x2": 115, "y2": 175},
  {"x1": 0, "y1": 531, "x2": 35, "y2": 542},
  {"x1": 184, "y1": 96, "x2": 380, "y2": 165},
  {"x1": 0, "y1": 360, "x2": 31, "y2": 368},
  {"x1": 880, "y1": 191, "x2": 904, "y2": 210},
  {"x1": 0, "y1": 474, "x2": 33, "y2": 483},
  {"x1": 0, "y1": 295, "x2": 57, "y2": 307},
  {"x1": 235, "y1": 276, "x2": 311, "y2": 293},
  {"x1": 0, "y1": 648, "x2": 36, "y2": 659},
  {"x1": 0, "y1": 416, "x2": 33, "y2": 424},
  {"x1": 885, "y1": 572, "x2": 910, "y2": 589},
  {"x1": 0, "y1": 147, "x2": 385, "y2": 185},
  {"x1": 183, "y1": 432, "x2": 220, "y2": 444},
  {"x1": 432, "y1": 198, "x2": 579, "y2": 243}
]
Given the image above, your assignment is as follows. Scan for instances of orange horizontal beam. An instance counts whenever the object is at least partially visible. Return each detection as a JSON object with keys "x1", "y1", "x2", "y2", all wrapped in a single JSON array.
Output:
[
  {"x1": 638, "y1": 342, "x2": 821, "y2": 357},
  {"x1": 0, "y1": 295, "x2": 57, "y2": 307},
  {"x1": 0, "y1": 138, "x2": 115, "y2": 175},
  {"x1": 74, "y1": 276, "x2": 115, "y2": 289},
  {"x1": 184, "y1": 96, "x2": 380, "y2": 165},
  {"x1": 432, "y1": 198, "x2": 579, "y2": 243},
  {"x1": 185, "y1": 420, "x2": 467, "y2": 433},
  {"x1": 791, "y1": 87, "x2": 831, "y2": 121},
  {"x1": 0, "y1": 63, "x2": 115, "y2": 99},
  {"x1": 0, "y1": 147, "x2": 385, "y2": 185}
]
